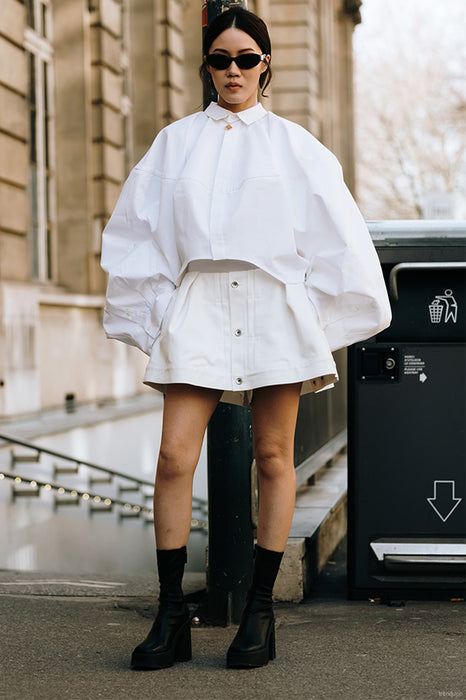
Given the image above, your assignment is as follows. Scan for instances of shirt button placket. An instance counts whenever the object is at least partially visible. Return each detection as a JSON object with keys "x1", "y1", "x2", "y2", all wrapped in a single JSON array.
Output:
[
  {"x1": 230, "y1": 271, "x2": 246, "y2": 391},
  {"x1": 210, "y1": 122, "x2": 236, "y2": 260}
]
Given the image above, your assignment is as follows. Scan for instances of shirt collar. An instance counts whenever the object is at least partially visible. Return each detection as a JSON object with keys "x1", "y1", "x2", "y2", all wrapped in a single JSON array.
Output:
[{"x1": 204, "y1": 101, "x2": 267, "y2": 125}]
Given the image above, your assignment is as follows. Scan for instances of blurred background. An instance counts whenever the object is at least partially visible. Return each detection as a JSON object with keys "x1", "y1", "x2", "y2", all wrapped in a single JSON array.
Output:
[
  {"x1": 0, "y1": 0, "x2": 464, "y2": 573},
  {"x1": 354, "y1": 0, "x2": 465, "y2": 221}
]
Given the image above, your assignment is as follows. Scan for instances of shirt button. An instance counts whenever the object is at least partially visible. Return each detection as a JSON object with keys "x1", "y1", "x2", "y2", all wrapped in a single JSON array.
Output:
[
  {"x1": 235, "y1": 377, "x2": 243, "y2": 385},
  {"x1": 231, "y1": 280, "x2": 239, "y2": 288},
  {"x1": 235, "y1": 329, "x2": 242, "y2": 337}
]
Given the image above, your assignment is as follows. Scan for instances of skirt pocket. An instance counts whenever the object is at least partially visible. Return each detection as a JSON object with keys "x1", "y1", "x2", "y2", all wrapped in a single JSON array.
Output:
[
  {"x1": 253, "y1": 275, "x2": 334, "y2": 372},
  {"x1": 146, "y1": 270, "x2": 227, "y2": 374}
]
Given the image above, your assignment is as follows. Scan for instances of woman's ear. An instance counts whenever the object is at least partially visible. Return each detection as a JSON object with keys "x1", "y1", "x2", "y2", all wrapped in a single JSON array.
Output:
[{"x1": 261, "y1": 55, "x2": 271, "y2": 75}]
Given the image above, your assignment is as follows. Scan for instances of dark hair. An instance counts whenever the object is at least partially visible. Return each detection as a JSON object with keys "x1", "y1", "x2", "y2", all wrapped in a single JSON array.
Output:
[{"x1": 199, "y1": 7, "x2": 272, "y2": 98}]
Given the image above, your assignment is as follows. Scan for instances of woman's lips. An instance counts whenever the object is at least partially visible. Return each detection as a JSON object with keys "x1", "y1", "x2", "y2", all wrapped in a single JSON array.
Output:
[{"x1": 226, "y1": 83, "x2": 241, "y2": 91}]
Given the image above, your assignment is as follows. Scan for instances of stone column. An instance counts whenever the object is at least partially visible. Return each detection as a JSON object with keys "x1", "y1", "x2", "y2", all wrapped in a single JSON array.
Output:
[
  {"x1": 53, "y1": 0, "x2": 95, "y2": 294},
  {"x1": 129, "y1": 0, "x2": 186, "y2": 163},
  {"x1": 0, "y1": 0, "x2": 29, "y2": 281},
  {"x1": 89, "y1": 0, "x2": 125, "y2": 294},
  {"x1": 269, "y1": 0, "x2": 321, "y2": 134},
  {"x1": 319, "y1": 0, "x2": 359, "y2": 192}
]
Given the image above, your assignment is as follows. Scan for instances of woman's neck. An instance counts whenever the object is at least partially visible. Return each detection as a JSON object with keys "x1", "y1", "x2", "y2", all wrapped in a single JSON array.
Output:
[{"x1": 216, "y1": 97, "x2": 259, "y2": 113}]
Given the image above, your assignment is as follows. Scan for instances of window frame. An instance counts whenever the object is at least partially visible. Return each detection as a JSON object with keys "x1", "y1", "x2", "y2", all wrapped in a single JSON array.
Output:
[{"x1": 24, "y1": 0, "x2": 56, "y2": 283}]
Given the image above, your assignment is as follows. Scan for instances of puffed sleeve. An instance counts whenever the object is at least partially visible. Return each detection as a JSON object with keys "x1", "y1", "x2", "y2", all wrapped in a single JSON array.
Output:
[
  {"x1": 299, "y1": 153, "x2": 391, "y2": 351},
  {"x1": 101, "y1": 164, "x2": 176, "y2": 356}
]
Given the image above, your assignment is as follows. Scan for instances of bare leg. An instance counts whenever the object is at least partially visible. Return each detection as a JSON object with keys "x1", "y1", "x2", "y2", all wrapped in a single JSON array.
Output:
[
  {"x1": 226, "y1": 383, "x2": 301, "y2": 669},
  {"x1": 131, "y1": 384, "x2": 221, "y2": 670},
  {"x1": 153, "y1": 384, "x2": 222, "y2": 550},
  {"x1": 251, "y1": 383, "x2": 301, "y2": 552}
]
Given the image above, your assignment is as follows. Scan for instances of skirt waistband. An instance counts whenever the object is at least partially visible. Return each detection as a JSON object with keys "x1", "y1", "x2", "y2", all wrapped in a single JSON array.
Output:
[{"x1": 187, "y1": 259, "x2": 258, "y2": 273}]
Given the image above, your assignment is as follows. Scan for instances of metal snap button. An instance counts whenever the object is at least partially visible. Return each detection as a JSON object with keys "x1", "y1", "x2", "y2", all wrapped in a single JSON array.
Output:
[
  {"x1": 235, "y1": 329, "x2": 242, "y2": 337},
  {"x1": 231, "y1": 280, "x2": 239, "y2": 288},
  {"x1": 235, "y1": 377, "x2": 243, "y2": 385}
]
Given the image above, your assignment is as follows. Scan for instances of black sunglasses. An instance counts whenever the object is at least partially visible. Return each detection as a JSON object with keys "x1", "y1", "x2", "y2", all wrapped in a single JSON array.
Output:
[{"x1": 206, "y1": 53, "x2": 267, "y2": 70}]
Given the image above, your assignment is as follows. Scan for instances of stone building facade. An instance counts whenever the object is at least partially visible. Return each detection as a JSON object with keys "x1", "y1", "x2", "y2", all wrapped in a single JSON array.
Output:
[{"x1": 0, "y1": 0, "x2": 361, "y2": 418}]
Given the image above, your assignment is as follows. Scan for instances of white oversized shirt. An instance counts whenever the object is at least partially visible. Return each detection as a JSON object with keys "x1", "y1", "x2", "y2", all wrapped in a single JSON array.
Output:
[{"x1": 101, "y1": 102, "x2": 391, "y2": 355}]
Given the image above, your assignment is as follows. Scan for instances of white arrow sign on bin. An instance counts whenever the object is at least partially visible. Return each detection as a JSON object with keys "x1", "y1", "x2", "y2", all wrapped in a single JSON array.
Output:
[{"x1": 427, "y1": 480, "x2": 462, "y2": 522}]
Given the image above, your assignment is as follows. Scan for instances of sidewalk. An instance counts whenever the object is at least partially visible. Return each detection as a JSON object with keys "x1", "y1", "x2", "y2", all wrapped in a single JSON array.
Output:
[{"x1": 1, "y1": 538, "x2": 464, "y2": 700}]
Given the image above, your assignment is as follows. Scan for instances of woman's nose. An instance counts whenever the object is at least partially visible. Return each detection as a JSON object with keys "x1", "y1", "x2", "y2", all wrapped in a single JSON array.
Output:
[{"x1": 227, "y1": 60, "x2": 240, "y2": 75}]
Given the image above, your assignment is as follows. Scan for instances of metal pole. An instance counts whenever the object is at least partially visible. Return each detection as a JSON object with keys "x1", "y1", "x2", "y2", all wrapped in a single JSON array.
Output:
[
  {"x1": 207, "y1": 404, "x2": 254, "y2": 625},
  {"x1": 201, "y1": 0, "x2": 254, "y2": 626}
]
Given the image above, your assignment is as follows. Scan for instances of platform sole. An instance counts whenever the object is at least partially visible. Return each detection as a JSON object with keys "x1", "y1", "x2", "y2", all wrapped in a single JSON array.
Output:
[
  {"x1": 226, "y1": 623, "x2": 276, "y2": 669},
  {"x1": 131, "y1": 620, "x2": 192, "y2": 670}
]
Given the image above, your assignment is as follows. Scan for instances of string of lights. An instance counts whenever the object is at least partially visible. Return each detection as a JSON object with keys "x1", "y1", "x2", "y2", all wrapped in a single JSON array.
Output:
[{"x1": 0, "y1": 471, "x2": 208, "y2": 530}]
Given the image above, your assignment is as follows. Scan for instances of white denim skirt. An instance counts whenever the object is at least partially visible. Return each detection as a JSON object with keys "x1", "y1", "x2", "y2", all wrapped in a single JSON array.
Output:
[{"x1": 143, "y1": 261, "x2": 338, "y2": 406}]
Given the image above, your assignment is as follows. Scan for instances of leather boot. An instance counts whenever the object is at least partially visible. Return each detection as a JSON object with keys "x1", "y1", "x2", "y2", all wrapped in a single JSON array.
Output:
[
  {"x1": 226, "y1": 545, "x2": 283, "y2": 668},
  {"x1": 131, "y1": 546, "x2": 192, "y2": 669}
]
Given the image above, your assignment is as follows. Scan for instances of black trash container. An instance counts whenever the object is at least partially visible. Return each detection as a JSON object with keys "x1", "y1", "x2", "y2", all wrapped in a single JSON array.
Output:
[{"x1": 348, "y1": 221, "x2": 466, "y2": 600}]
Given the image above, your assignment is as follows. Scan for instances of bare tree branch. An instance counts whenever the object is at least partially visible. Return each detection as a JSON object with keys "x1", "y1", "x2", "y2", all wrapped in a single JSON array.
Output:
[{"x1": 354, "y1": 0, "x2": 466, "y2": 219}]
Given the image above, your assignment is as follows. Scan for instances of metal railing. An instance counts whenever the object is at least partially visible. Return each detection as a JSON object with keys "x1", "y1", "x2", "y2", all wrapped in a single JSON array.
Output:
[{"x1": 0, "y1": 432, "x2": 208, "y2": 530}]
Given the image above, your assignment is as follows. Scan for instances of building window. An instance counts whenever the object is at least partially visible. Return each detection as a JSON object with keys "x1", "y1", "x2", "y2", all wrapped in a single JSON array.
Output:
[{"x1": 24, "y1": 0, "x2": 55, "y2": 281}]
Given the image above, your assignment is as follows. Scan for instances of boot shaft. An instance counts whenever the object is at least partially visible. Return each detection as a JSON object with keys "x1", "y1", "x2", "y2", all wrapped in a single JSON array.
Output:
[
  {"x1": 252, "y1": 545, "x2": 283, "y2": 594},
  {"x1": 156, "y1": 546, "x2": 187, "y2": 605},
  {"x1": 248, "y1": 545, "x2": 284, "y2": 607}
]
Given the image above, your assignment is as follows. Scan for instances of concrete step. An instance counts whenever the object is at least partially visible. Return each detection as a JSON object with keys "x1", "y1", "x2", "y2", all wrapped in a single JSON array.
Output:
[{"x1": 275, "y1": 452, "x2": 347, "y2": 602}]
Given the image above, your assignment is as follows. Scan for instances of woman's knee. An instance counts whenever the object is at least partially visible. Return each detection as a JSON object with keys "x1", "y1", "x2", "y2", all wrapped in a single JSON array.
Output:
[
  {"x1": 156, "y1": 443, "x2": 198, "y2": 482},
  {"x1": 254, "y1": 439, "x2": 294, "y2": 481}
]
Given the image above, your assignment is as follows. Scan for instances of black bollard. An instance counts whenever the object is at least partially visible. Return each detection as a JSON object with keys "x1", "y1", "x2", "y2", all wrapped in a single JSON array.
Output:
[{"x1": 206, "y1": 402, "x2": 254, "y2": 625}]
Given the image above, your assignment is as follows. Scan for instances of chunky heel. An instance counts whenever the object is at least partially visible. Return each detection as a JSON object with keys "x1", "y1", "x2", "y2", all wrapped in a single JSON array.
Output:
[
  {"x1": 175, "y1": 621, "x2": 192, "y2": 662},
  {"x1": 268, "y1": 620, "x2": 276, "y2": 660}
]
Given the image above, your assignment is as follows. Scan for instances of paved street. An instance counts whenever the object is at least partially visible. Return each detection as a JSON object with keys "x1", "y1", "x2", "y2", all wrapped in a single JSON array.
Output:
[{"x1": 1, "y1": 538, "x2": 464, "y2": 700}]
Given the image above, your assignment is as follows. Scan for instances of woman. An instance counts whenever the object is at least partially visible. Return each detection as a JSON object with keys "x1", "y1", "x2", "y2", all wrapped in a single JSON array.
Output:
[{"x1": 101, "y1": 8, "x2": 391, "y2": 670}]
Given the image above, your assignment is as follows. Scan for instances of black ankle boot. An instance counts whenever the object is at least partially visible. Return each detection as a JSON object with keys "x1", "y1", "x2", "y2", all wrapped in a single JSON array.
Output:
[
  {"x1": 131, "y1": 546, "x2": 192, "y2": 670},
  {"x1": 226, "y1": 545, "x2": 283, "y2": 669}
]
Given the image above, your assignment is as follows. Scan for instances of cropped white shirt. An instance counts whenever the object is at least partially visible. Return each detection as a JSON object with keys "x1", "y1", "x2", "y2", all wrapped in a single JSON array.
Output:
[{"x1": 101, "y1": 102, "x2": 391, "y2": 355}]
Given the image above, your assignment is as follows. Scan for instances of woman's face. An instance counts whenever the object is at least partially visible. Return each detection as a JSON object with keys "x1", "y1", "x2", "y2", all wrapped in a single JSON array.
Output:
[{"x1": 206, "y1": 27, "x2": 269, "y2": 112}]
